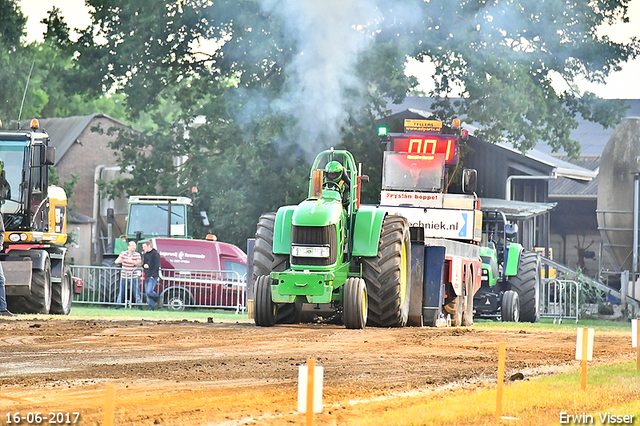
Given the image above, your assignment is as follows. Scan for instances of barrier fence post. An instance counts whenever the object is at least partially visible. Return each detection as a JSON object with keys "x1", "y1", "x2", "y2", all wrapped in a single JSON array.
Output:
[{"x1": 496, "y1": 342, "x2": 506, "y2": 420}]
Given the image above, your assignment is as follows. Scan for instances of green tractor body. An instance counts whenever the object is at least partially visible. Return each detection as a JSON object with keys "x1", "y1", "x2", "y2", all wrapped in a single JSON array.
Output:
[
  {"x1": 474, "y1": 210, "x2": 541, "y2": 322},
  {"x1": 252, "y1": 149, "x2": 410, "y2": 328}
]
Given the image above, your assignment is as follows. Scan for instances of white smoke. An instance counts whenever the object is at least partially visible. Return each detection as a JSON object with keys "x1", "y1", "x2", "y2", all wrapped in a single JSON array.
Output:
[{"x1": 259, "y1": 0, "x2": 381, "y2": 155}]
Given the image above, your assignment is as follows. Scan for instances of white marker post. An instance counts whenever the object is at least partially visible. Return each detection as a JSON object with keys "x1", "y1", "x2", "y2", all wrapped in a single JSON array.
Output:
[
  {"x1": 298, "y1": 359, "x2": 324, "y2": 426},
  {"x1": 575, "y1": 327, "x2": 594, "y2": 390},
  {"x1": 632, "y1": 319, "x2": 640, "y2": 371}
]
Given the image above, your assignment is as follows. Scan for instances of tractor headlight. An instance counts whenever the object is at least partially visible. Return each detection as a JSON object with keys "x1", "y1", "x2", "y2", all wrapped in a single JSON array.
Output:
[
  {"x1": 291, "y1": 245, "x2": 331, "y2": 258},
  {"x1": 9, "y1": 233, "x2": 29, "y2": 242}
]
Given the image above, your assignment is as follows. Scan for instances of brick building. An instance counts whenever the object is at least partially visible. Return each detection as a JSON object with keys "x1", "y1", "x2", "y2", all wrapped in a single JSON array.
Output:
[{"x1": 39, "y1": 114, "x2": 131, "y2": 265}]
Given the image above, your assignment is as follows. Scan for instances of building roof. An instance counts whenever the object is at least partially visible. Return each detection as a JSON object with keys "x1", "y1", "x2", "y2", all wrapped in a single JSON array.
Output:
[
  {"x1": 480, "y1": 198, "x2": 557, "y2": 220},
  {"x1": 495, "y1": 142, "x2": 596, "y2": 181},
  {"x1": 68, "y1": 210, "x2": 97, "y2": 224},
  {"x1": 38, "y1": 114, "x2": 129, "y2": 165},
  {"x1": 548, "y1": 155, "x2": 600, "y2": 199}
]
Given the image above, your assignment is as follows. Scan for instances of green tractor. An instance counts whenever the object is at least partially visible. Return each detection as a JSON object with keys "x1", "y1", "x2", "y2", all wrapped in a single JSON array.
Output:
[
  {"x1": 473, "y1": 210, "x2": 541, "y2": 322},
  {"x1": 252, "y1": 149, "x2": 411, "y2": 329}
]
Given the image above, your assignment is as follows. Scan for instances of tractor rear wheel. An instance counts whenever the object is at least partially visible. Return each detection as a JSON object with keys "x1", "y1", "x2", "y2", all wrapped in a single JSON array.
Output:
[
  {"x1": 509, "y1": 252, "x2": 540, "y2": 323},
  {"x1": 254, "y1": 275, "x2": 276, "y2": 327},
  {"x1": 501, "y1": 290, "x2": 520, "y2": 322},
  {"x1": 343, "y1": 278, "x2": 367, "y2": 329},
  {"x1": 253, "y1": 212, "x2": 301, "y2": 324},
  {"x1": 362, "y1": 215, "x2": 411, "y2": 327},
  {"x1": 51, "y1": 264, "x2": 73, "y2": 315},
  {"x1": 99, "y1": 257, "x2": 120, "y2": 304}
]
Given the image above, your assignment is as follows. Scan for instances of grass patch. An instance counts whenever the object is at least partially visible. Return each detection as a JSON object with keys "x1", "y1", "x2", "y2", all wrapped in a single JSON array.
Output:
[
  {"x1": 474, "y1": 317, "x2": 631, "y2": 333},
  {"x1": 63, "y1": 305, "x2": 251, "y2": 322},
  {"x1": 342, "y1": 361, "x2": 640, "y2": 426}
]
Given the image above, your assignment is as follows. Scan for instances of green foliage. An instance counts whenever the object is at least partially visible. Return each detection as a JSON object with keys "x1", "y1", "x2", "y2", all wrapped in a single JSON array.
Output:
[
  {"x1": 0, "y1": 0, "x2": 25, "y2": 50},
  {"x1": 5, "y1": 0, "x2": 639, "y2": 250},
  {"x1": 400, "y1": 0, "x2": 639, "y2": 157}
]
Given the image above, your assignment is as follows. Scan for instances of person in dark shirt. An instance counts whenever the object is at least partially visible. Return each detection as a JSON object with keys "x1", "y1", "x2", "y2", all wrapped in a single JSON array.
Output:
[
  {"x1": 0, "y1": 160, "x2": 11, "y2": 201},
  {"x1": 142, "y1": 240, "x2": 163, "y2": 310}
]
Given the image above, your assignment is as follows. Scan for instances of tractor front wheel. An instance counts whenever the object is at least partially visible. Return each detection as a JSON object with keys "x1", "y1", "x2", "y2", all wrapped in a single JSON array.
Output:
[
  {"x1": 254, "y1": 275, "x2": 276, "y2": 327},
  {"x1": 501, "y1": 290, "x2": 520, "y2": 322},
  {"x1": 343, "y1": 278, "x2": 367, "y2": 329}
]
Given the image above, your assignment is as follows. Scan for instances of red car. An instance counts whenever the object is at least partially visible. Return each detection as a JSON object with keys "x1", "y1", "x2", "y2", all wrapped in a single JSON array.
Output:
[{"x1": 150, "y1": 238, "x2": 247, "y2": 311}]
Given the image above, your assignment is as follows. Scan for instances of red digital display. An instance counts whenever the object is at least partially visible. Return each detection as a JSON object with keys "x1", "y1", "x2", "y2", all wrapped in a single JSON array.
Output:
[{"x1": 391, "y1": 135, "x2": 458, "y2": 165}]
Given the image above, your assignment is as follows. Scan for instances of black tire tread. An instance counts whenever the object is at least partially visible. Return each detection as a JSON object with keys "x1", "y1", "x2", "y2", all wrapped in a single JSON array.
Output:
[
  {"x1": 362, "y1": 215, "x2": 411, "y2": 327},
  {"x1": 10, "y1": 257, "x2": 51, "y2": 314},
  {"x1": 100, "y1": 257, "x2": 120, "y2": 304},
  {"x1": 50, "y1": 264, "x2": 73, "y2": 315},
  {"x1": 254, "y1": 275, "x2": 276, "y2": 326},
  {"x1": 508, "y1": 252, "x2": 540, "y2": 323},
  {"x1": 253, "y1": 212, "x2": 300, "y2": 324},
  {"x1": 501, "y1": 290, "x2": 520, "y2": 322},
  {"x1": 343, "y1": 278, "x2": 367, "y2": 329}
]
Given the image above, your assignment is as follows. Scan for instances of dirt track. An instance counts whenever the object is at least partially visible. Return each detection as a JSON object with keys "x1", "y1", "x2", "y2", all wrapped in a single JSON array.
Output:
[{"x1": 0, "y1": 317, "x2": 634, "y2": 425}]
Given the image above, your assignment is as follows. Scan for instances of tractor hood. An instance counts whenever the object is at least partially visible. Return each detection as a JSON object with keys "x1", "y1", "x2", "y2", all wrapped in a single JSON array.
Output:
[{"x1": 292, "y1": 192, "x2": 343, "y2": 227}]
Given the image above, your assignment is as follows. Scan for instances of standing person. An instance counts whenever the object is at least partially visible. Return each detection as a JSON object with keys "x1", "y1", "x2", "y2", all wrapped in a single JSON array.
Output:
[
  {"x1": 114, "y1": 240, "x2": 143, "y2": 309},
  {"x1": 0, "y1": 212, "x2": 16, "y2": 316},
  {"x1": 142, "y1": 240, "x2": 162, "y2": 310}
]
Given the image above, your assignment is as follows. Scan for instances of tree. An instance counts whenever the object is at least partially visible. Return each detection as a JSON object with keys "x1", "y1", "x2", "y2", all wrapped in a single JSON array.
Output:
[
  {"x1": 391, "y1": 0, "x2": 639, "y2": 157},
  {"x1": 71, "y1": 0, "x2": 640, "y2": 248},
  {"x1": 0, "y1": 3, "x2": 130, "y2": 123},
  {"x1": 0, "y1": 0, "x2": 25, "y2": 50}
]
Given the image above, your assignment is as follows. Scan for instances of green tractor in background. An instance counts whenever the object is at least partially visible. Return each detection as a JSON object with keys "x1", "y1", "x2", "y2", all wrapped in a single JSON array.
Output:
[
  {"x1": 252, "y1": 148, "x2": 411, "y2": 329},
  {"x1": 473, "y1": 210, "x2": 541, "y2": 322}
]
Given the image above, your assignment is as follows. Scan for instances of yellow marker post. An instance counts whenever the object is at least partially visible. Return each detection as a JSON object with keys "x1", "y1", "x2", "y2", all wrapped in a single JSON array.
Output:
[
  {"x1": 496, "y1": 342, "x2": 506, "y2": 420},
  {"x1": 306, "y1": 359, "x2": 315, "y2": 426},
  {"x1": 104, "y1": 384, "x2": 115, "y2": 426},
  {"x1": 581, "y1": 327, "x2": 589, "y2": 390}
]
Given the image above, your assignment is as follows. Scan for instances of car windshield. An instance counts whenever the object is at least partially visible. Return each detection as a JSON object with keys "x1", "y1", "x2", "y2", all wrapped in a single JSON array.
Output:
[{"x1": 127, "y1": 203, "x2": 187, "y2": 236}]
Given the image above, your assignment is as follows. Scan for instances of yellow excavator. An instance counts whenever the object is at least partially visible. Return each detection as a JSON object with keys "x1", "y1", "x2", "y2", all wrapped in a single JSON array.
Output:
[{"x1": 0, "y1": 118, "x2": 73, "y2": 314}]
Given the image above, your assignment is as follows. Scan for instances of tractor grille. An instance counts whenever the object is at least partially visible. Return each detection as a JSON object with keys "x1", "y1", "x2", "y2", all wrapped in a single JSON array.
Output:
[{"x1": 291, "y1": 225, "x2": 338, "y2": 266}]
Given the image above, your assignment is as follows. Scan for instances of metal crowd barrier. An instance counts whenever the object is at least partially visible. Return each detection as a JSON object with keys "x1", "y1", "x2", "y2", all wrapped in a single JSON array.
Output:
[
  {"x1": 539, "y1": 278, "x2": 579, "y2": 324},
  {"x1": 71, "y1": 265, "x2": 247, "y2": 313}
]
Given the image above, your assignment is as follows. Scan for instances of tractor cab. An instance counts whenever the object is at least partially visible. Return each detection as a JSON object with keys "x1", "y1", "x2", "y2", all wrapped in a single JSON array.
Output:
[
  {"x1": 480, "y1": 210, "x2": 522, "y2": 286},
  {"x1": 307, "y1": 148, "x2": 363, "y2": 217}
]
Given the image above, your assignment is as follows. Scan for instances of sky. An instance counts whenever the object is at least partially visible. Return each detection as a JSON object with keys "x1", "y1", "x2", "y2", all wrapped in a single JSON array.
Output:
[{"x1": 17, "y1": 0, "x2": 640, "y2": 100}]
